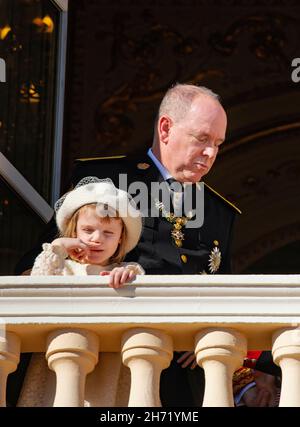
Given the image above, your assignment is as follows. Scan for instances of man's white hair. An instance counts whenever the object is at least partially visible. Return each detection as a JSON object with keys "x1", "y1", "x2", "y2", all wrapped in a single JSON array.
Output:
[{"x1": 157, "y1": 83, "x2": 221, "y2": 125}]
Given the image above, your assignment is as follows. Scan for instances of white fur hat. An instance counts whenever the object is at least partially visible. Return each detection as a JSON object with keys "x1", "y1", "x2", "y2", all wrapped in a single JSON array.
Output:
[{"x1": 55, "y1": 177, "x2": 142, "y2": 254}]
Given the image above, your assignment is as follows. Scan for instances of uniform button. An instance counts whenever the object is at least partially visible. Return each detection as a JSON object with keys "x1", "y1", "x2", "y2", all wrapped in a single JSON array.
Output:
[
  {"x1": 137, "y1": 162, "x2": 150, "y2": 170},
  {"x1": 181, "y1": 254, "x2": 188, "y2": 263}
]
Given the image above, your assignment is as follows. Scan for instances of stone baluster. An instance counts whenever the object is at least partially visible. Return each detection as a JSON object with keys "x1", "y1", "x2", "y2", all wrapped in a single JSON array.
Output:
[
  {"x1": 46, "y1": 328, "x2": 99, "y2": 407},
  {"x1": 273, "y1": 328, "x2": 300, "y2": 407},
  {"x1": 122, "y1": 328, "x2": 173, "y2": 407},
  {"x1": 195, "y1": 328, "x2": 247, "y2": 407},
  {"x1": 0, "y1": 331, "x2": 20, "y2": 407}
]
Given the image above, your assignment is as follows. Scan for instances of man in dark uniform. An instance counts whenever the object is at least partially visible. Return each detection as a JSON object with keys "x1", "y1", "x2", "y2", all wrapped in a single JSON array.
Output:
[
  {"x1": 18, "y1": 84, "x2": 236, "y2": 278},
  {"x1": 14, "y1": 83, "x2": 278, "y2": 407}
]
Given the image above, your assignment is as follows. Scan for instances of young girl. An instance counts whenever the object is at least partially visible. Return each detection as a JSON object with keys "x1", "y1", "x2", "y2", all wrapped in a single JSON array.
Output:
[{"x1": 31, "y1": 177, "x2": 144, "y2": 287}]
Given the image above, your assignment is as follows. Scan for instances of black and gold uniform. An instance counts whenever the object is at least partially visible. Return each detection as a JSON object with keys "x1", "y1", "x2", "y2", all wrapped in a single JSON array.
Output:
[
  {"x1": 13, "y1": 153, "x2": 277, "y2": 407},
  {"x1": 14, "y1": 153, "x2": 239, "y2": 406}
]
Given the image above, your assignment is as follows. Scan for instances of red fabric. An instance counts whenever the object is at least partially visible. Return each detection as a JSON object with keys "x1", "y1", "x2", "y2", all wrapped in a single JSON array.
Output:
[
  {"x1": 243, "y1": 351, "x2": 263, "y2": 369},
  {"x1": 247, "y1": 351, "x2": 262, "y2": 359}
]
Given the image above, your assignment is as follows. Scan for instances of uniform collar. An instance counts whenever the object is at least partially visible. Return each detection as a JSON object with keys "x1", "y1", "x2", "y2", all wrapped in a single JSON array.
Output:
[{"x1": 147, "y1": 148, "x2": 172, "y2": 181}]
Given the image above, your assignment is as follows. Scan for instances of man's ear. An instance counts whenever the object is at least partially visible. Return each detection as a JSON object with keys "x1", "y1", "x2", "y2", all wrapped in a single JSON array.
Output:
[{"x1": 158, "y1": 115, "x2": 172, "y2": 144}]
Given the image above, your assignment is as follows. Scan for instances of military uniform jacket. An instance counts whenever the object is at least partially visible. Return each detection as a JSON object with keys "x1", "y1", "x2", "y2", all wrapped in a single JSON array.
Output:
[{"x1": 15, "y1": 153, "x2": 240, "y2": 275}]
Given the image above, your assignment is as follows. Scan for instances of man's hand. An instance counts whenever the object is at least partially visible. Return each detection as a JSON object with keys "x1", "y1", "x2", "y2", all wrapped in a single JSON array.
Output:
[
  {"x1": 52, "y1": 237, "x2": 89, "y2": 262},
  {"x1": 176, "y1": 351, "x2": 198, "y2": 369},
  {"x1": 242, "y1": 371, "x2": 280, "y2": 407},
  {"x1": 99, "y1": 267, "x2": 136, "y2": 289}
]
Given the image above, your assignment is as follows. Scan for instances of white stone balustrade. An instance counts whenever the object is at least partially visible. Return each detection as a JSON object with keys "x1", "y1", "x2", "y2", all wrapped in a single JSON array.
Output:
[
  {"x1": 122, "y1": 328, "x2": 173, "y2": 407},
  {"x1": 0, "y1": 274, "x2": 300, "y2": 406},
  {"x1": 46, "y1": 328, "x2": 99, "y2": 407},
  {"x1": 195, "y1": 328, "x2": 247, "y2": 407},
  {"x1": 272, "y1": 328, "x2": 300, "y2": 407},
  {"x1": 0, "y1": 331, "x2": 20, "y2": 407}
]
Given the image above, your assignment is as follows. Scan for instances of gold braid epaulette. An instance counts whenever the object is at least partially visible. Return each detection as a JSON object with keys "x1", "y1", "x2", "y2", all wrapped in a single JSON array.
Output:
[
  {"x1": 204, "y1": 182, "x2": 242, "y2": 214},
  {"x1": 233, "y1": 367, "x2": 254, "y2": 395},
  {"x1": 75, "y1": 155, "x2": 127, "y2": 162}
]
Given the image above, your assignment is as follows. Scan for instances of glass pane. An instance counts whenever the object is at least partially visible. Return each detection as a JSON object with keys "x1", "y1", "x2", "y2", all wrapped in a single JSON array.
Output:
[
  {"x1": 0, "y1": 0, "x2": 60, "y2": 202},
  {"x1": 0, "y1": 176, "x2": 45, "y2": 275}
]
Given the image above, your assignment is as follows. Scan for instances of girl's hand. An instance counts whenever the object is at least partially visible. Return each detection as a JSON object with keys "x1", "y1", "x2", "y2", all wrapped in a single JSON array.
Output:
[
  {"x1": 51, "y1": 237, "x2": 89, "y2": 262},
  {"x1": 99, "y1": 267, "x2": 136, "y2": 289}
]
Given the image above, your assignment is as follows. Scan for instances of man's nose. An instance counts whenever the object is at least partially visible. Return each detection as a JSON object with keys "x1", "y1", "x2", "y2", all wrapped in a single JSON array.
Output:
[{"x1": 203, "y1": 145, "x2": 217, "y2": 158}]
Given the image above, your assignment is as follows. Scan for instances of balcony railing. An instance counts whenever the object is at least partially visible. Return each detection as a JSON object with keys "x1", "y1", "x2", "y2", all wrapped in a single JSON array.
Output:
[{"x1": 1, "y1": 274, "x2": 300, "y2": 407}]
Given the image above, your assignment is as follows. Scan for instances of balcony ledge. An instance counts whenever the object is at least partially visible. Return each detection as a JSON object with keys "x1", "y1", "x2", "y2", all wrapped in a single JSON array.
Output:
[{"x1": 1, "y1": 274, "x2": 300, "y2": 351}]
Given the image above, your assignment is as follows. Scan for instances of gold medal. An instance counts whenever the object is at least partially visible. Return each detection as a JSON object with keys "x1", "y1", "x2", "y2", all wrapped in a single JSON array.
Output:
[
  {"x1": 155, "y1": 199, "x2": 192, "y2": 248},
  {"x1": 208, "y1": 246, "x2": 221, "y2": 273}
]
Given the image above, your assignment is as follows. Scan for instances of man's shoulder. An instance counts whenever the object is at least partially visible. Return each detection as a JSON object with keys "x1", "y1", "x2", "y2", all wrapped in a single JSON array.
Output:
[
  {"x1": 72, "y1": 153, "x2": 144, "y2": 184},
  {"x1": 204, "y1": 182, "x2": 242, "y2": 215},
  {"x1": 74, "y1": 154, "x2": 138, "y2": 169}
]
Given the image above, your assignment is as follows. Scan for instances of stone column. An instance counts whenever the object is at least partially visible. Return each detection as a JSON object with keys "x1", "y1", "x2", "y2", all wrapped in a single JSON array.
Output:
[
  {"x1": 46, "y1": 328, "x2": 99, "y2": 407},
  {"x1": 122, "y1": 328, "x2": 173, "y2": 407},
  {"x1": 0, "y1": 331, "x2": 20, "y2": 407},
  {"x1": 272, "y1": 328, "x2": 300, "y2": 407},
  {"x1": 195, "y1": 328, "x2": 247, "y2": 407}
]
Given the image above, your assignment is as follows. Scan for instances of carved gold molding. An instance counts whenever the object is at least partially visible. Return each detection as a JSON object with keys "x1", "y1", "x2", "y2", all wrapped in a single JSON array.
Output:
[{"x1": 221, "y1": 121, "x2": 300, "y2": 154}]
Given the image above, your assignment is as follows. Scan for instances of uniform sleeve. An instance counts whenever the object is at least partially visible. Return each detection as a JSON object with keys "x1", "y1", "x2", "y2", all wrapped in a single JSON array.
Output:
[
  {"x1": 31, "y1": 243, "x2": 68, "y2": 276},
  {"x1": 120, "y1": 262, "x2": 145, "y2": 275},
  {"x1": 220, "y1": 212, "x2": 237, "y2": 274}
]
